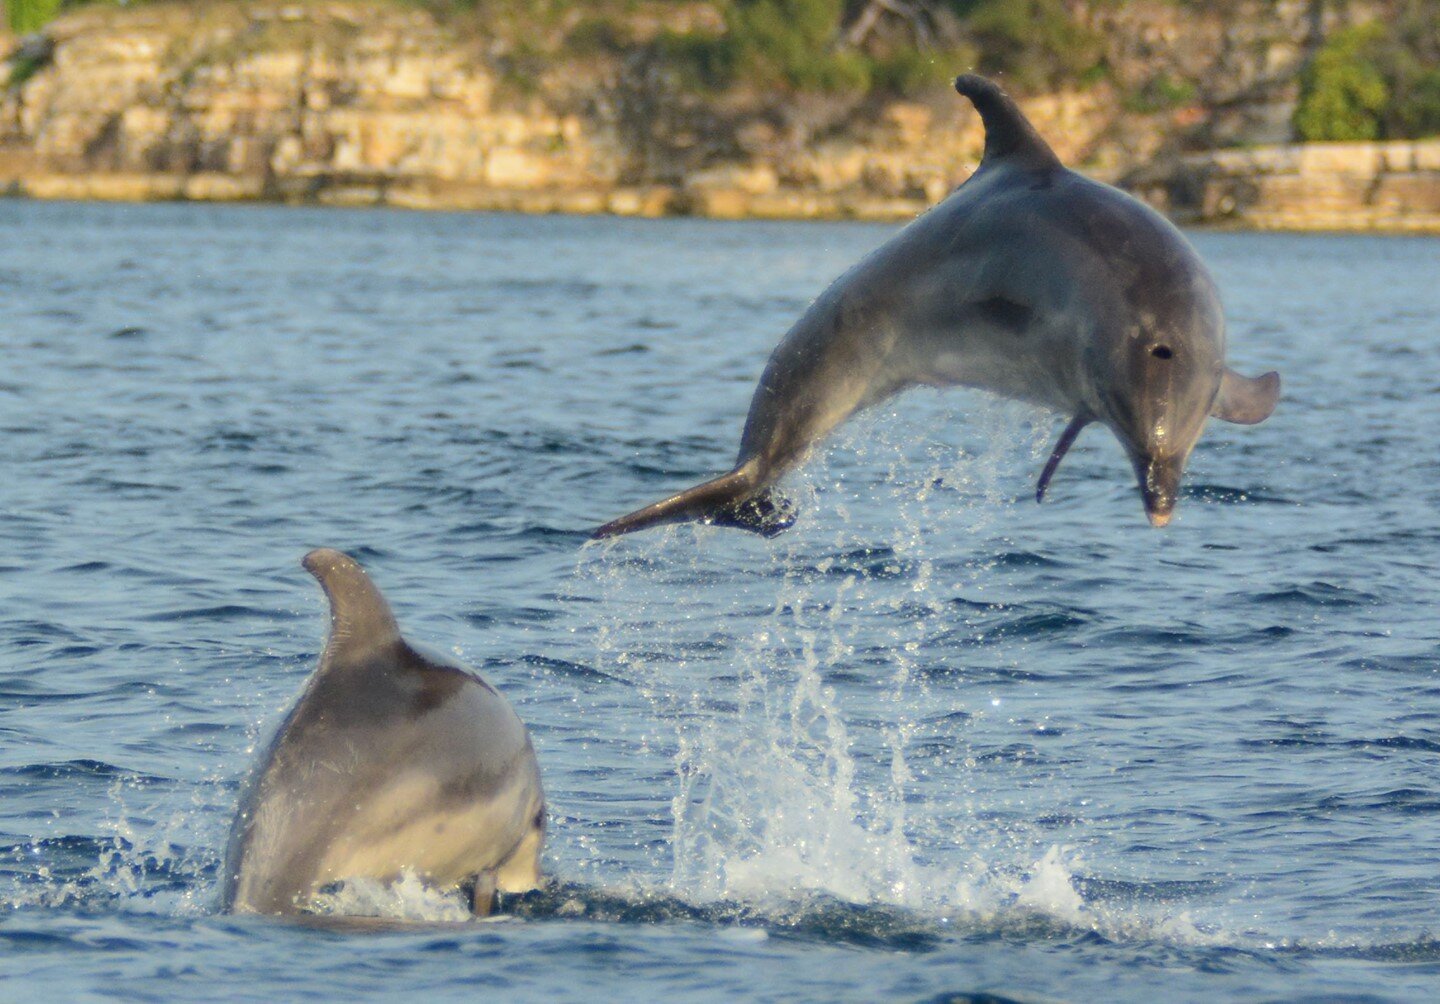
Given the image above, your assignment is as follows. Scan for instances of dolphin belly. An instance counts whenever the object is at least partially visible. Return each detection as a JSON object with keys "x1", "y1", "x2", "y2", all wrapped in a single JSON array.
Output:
[{"x1": 308, "y1": 763, "x2": 542, "y2": 894}]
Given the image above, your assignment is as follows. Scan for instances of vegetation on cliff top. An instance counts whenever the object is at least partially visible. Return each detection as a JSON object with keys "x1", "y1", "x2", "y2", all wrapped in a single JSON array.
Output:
[
  {"x1": 557, "y1": 0, "x2": 1440, "y2": 140},
  {"x1": 1293, "y1": 3, "x2": 1440, "y2": 141},
  {"x1": 5, "y1": 0, "x2": 61, "y2": 34},
  {"x1": 8, "y1": 0, "x2": 1440, "y2": 140},
  {"x1": 566, "y1": 0, "x2": 1107, "y2": 96}
]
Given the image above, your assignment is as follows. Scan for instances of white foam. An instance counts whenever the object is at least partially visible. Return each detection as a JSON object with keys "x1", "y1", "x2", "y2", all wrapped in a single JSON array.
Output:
[
  {"x1": 1012, "y1": 844, "x2": 1086, "y2": 920},
  {"x1": 306, "y1": 871, "x2": 475, "y2": 922}
]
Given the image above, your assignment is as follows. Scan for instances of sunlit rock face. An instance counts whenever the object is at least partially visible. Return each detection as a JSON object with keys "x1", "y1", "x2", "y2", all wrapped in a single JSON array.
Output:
[
  {"x1": 0, "y1": 0, "x2": 1435, "y2": 230},
  {"x1": 0, "y1": 4, "x2": 616, "y2": 210}
]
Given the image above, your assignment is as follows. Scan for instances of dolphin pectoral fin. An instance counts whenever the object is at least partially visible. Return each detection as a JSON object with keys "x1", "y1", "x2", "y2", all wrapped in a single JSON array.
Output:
[
  {"x1": 1035, "y1": 415, "x2": 1091, "y2": 503},
  {"x1": 1212, "y1": 369, "x2": 1281, "y2": 425},
  {"x1": 470, "y1": 871, "x2": 497, "y2": 918},
  {"x1": 592, "y1": 466, "x2": 796, "y2": 539}
]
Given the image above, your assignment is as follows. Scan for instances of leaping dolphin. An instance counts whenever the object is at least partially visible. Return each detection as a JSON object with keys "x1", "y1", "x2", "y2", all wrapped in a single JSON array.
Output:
[
  {"x1": 594, "y1": 74, "x2": 1279, "y2": 538},
  {"x1": 221, "y1": 549, "x2": 545, "y2": 917}
]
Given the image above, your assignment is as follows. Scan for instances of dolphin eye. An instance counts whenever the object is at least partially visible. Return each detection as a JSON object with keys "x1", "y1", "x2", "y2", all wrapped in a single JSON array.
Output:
[{"x1": 1151, "y1": 345, "x2": 1173, "y2": 360}]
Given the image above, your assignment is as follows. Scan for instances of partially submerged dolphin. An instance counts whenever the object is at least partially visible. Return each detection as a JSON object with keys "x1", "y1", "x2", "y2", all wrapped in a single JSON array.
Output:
[
  {"x1": 221, "y1": 548, "x2": 545, "y2": 917},
  {"x1": 594, "y1": 74, "x2": 1279, "y2": 538}
]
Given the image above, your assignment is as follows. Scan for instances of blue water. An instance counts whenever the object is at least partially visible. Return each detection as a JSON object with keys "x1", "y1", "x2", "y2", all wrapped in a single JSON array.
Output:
[{"x1": 1, "y1": 199, "x2": 1438, "y2": 1000}]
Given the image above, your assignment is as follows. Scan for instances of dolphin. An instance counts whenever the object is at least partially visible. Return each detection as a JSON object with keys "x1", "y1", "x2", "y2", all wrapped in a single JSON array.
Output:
[
  {"x1": 594, "y1": 74, "x2": 1280, "y2": 538},
  {"x1": 221, "y1": 548, "x2": 545, "y2": 917}
]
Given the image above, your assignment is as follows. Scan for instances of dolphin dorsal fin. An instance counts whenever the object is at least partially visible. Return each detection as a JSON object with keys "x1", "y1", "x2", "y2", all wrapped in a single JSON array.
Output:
[
  {"x1": 954, "y1": 74, "x2": 1061, "y2": 172},
  {"x1": 302, "y1": 548, "x2": 402, "y2": 666}
]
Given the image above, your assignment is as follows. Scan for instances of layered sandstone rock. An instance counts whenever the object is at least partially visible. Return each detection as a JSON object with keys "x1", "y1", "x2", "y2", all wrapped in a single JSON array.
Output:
[
  {"x1": 1131, "y1": 140, "x2": 1440, "y2": 232},
  {"x1": 0, "y1": 2, "x2": 1137, "y2": 219},
  {"x1": 0, "y1": 0, "x2": 1435, "y2": 230},
  {"x1": 0, "y1": 3, "x2": 622, "y2": 210}
]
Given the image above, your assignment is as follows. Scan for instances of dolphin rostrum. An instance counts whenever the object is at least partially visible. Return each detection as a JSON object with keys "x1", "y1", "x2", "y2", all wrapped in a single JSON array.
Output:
[
  {"x1": 594, "y1": 73, "x2": 1279, "y2": 537},
  {"x1": 221, "y1": 549, "x2": 545, "y2": 917}
]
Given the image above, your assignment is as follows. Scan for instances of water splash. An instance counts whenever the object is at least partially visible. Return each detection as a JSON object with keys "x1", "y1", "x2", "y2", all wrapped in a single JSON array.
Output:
[
  {"x1": 576, "y1": 396, "x2": 1063, "y2": 916},
  {"x1": 1011, "y1": 844, "x2": 1086, "y2": 920},
  {"x1": 0, "y1": 772, "x2": 218, "y2": 914},
  {"x1": 307, "y1": 872, "x2": 475, "y2": 922}
]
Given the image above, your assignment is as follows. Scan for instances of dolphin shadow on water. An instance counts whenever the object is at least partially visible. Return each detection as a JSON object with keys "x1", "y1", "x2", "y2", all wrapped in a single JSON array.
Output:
[
  {"x1": 221, "y1": 549, "x2": 545, "y2": 917},
  {"x1": 595, "y1": 73, "x2": 1280, "y2": 539}
]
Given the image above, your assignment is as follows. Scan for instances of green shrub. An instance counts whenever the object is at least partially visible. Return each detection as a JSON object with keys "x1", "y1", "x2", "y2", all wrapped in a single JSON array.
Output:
[
  {"x1": 953, "y1": 0, "x2": 1104, "y2": 92},
  {"x1": 726, "y1": 0, "x2": 838, "y2": 71},
  {"x1": 652, "y1": 0, "x2": 876, "y2": 94},
  {"x1": 723, "y1": 0, "x2": 868, "y2": 92},
  {"x1": 871, "y1": 47, "x2": 975, "y2": 95},
  {"x1": 6, "y1": 0, "x2": 64, "y2": 34},
  {"x1": 1391, "y1": 68, "x2": 1440, "y2": 137},
  {"x1": 655, "y1": 29, "x2": 741, "y2": 90},
  {"x1": 1293, "y1": 23, "x2": 1389, "y2": 141},
  {"x1": 566, "y1": 17, "x2": 630, "y2": 55},
  {"x1": 1124, "y1": 73, "x2": 1196, "y2": 114},
  {"x1": 1383, "y1": 0, "x2": 1440, "y2": 137},
  {"x1": 1295, "y1": 7, "x2": 1440, "y2": 142}
]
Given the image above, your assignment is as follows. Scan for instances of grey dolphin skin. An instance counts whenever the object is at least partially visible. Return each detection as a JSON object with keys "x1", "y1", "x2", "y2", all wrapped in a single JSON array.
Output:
[
  {"x1": 594, "y1": 74, "x2": 1280, "y2": 537},
  {"x1": 221, "y1": 549, "x2": 545, "y2": 917}
]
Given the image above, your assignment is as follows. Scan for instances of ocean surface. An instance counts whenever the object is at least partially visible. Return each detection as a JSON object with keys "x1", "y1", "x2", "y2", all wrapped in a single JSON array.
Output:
[{"x1": 0, "y1": 199, "x2": 1437, "y2": 1001}]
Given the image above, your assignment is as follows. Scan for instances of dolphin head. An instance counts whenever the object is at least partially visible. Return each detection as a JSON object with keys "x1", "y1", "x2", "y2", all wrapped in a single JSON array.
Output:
[
  {"x1": 1035, "y1": 245, "x2": 1279, "y2": 525},
  {"x1": 1088, "y1": 264, "x2": 1226, "y2": 527}
]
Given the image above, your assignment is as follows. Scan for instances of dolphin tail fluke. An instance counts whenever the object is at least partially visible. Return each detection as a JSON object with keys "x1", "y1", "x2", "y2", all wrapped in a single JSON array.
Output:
[
  {"x1": 592, "y1": 468, "x2": 797, "y2": 540},
  {"x1": 706, "y1": 486, "x2": 797, "y2": 536},
  {"x1": 1212, "y1": 369, "x2": 1281, "y2": 425}
]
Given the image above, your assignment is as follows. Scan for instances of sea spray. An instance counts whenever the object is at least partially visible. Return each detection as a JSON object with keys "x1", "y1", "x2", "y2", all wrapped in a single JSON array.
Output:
[
  {"x1": 577, "y1": 394, "x2": 1067, "y2": 915},
  {"x1": 1, "y1": 768, "x2": 213, "y2": 914}
]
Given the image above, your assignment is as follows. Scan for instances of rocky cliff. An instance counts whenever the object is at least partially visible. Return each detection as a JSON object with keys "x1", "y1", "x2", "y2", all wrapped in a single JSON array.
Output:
[
  {"x1": 0, "y1": 0, "x2": 1436, "y2": 230},
  {"x1": 1131, "y1": 140, "x2": 1440, "y2": 231}
]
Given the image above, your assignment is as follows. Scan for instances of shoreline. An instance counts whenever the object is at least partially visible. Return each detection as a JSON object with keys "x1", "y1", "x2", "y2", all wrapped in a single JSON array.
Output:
[
  {"x1": 0, "y1": 171, "x2": 925, "y2": 221},
  {"x1": 4, "y1": 168, "x2": 1439, "y2": 235}
]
